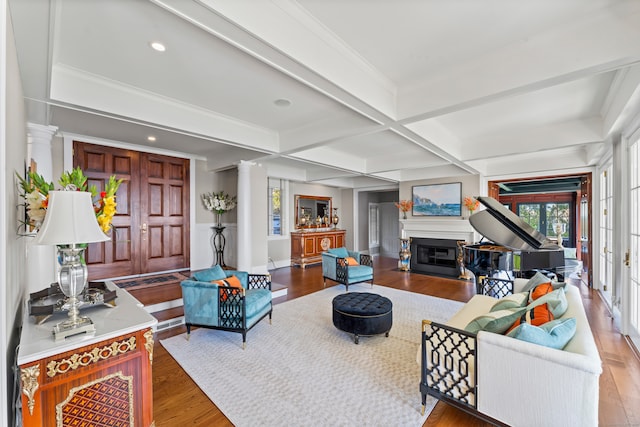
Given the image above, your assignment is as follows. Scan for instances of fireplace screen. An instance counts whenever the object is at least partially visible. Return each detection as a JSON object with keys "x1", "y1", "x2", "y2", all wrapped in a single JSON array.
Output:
[{"x1": 410, "y1": 238, "x2": 460, "y2": 277}]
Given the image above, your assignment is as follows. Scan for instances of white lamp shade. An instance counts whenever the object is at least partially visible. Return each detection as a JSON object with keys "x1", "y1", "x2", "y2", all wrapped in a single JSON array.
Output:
[{"x1": 34, "y1": 191, "x2": 111, "y2": 245}]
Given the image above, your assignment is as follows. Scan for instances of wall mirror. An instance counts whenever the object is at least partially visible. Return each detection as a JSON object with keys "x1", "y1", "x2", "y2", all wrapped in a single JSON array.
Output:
[{"x1": 295, "y1": 195, "x2": 332, "y2": 228}]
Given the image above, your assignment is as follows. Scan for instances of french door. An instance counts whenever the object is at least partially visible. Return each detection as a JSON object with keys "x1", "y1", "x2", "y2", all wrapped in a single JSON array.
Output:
[
  {"x1": 74, "y1": 141, "x2": 190, "y2": 279},
  {"x1": 599, "y1": 164, "x2": 614, "y2": 306},
  {"x1": 627, "y1": 137, "x2": 640, "y2": 348}
]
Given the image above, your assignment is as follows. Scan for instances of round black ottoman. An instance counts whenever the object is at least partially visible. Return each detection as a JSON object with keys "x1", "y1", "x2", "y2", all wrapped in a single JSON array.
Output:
[{"x1": 332, "y1": 292, "x2": 393, "y2": 344}]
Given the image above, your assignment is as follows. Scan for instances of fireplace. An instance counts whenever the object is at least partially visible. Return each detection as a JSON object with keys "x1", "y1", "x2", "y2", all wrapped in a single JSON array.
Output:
[{"x1": 410, "y1": 237, "x2": 460, "y2": 278}]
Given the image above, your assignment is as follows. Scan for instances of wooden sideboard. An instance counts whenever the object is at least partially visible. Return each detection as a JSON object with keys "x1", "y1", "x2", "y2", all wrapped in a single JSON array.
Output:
[
  {"x1": 18, "y1": 282, "x2": 157, "y2": 427},
  {"x1": 291, "y1": 229, "x2": 346, "y2": 268}
]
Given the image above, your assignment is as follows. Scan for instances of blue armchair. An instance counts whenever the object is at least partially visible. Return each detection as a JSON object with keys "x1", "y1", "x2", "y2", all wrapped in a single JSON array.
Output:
[
  {"x1": 322, "y1": 247, "x2": 373, "y2": 292},
  {"x1": 180, "y1": 265, "x2": 272, "y2": 349}
]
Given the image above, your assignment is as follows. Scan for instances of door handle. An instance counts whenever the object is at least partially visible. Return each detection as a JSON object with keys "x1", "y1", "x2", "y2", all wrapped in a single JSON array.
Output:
[
  {"x1": 141, "y1": 223, "x2": 147, "y2": 233},
  {"x1": 625, "y1": 251, "x2": 630, "y2": 267}
]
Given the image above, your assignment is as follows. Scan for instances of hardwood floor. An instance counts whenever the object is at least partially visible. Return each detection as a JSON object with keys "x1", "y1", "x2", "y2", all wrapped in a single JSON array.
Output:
[{"x1": 149, "y1": 257, "x2": 640, "y2": 426}]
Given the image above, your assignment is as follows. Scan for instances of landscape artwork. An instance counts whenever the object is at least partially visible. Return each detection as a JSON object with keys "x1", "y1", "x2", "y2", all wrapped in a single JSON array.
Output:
[{"x1": 412, "y1": 183, "x2": 462, "y2": 216}]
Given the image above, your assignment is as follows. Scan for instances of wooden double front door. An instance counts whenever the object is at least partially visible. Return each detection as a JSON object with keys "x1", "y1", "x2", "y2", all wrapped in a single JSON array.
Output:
[{"x1": 74, "y1": 141, "x2": 190, "y2": 280}]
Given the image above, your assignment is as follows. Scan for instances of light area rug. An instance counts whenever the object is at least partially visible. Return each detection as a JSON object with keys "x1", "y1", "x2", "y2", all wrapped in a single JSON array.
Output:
[{"x1": 160, "y1": 283, "x2": 464, "y2": 427}]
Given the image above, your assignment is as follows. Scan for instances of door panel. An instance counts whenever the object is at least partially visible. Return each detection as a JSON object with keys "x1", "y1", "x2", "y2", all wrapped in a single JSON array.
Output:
[
  {"x1": 139, "y1": 152, "x2": 190, "y2": 273},
  {"x1": 74, "y1": 141, "x2": 189, "y2": 279},
  {"x1": 75, "y1": 141, "x2": 140, "y2": 279}
]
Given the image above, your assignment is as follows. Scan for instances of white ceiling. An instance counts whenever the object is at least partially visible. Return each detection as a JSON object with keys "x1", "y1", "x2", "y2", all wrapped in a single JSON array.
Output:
[{"x1": 9, "y1": 0, "x2": 640, "y2": 188}]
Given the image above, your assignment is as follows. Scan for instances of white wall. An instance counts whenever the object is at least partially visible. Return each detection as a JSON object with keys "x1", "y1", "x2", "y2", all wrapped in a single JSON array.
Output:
[
  {"x1": 192, "y1": 164, "x2": 239, "y2": 270},
  {"x1": 2, "y1": 4, "x2": 28, "y2": 424},
  {"x1": 267, "y1": 181, "x2": 346, "y2": 268}
]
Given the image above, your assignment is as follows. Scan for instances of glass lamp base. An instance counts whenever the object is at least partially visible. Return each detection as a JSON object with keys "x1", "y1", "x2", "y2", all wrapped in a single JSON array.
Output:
[{"x1": 53, "y1": 316, "x2": 96, "y2": 341}]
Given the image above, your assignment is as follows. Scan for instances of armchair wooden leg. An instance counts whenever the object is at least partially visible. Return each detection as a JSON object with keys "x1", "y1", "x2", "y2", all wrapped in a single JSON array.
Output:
[{"x1": 186, "y1": 324, "x2": 191, "y2": 341}]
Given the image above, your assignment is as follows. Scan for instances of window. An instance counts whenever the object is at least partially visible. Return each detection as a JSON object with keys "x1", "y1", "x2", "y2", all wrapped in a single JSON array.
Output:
[
  {"x1": 517, "y1": 202, "x2": 571, "y2": 244},
  {"x1": 369, "y1": 203, "x2": 380, "y2": 247},
  {"x1": 268, "y1": 178, "x2": 283, "y2": 236}
]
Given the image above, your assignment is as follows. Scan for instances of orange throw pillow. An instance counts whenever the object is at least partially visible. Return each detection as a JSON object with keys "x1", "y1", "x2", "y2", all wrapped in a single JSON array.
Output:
[
  {"x1": 212, "y1": 275, "x2": 243, "y2": 301},
  {"x1": 507, "y1": 303, "x2": 555, "y2": 334},
  {"x1": 530, "y1": 282, "x2": 553, "y2": 301},
  {"x1": 345, "y1": 256, "x2": 359, "y2": 266}
]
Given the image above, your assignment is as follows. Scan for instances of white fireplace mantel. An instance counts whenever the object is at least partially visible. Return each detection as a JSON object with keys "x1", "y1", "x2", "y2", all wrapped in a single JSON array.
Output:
[{"x1": 400, "y1": 218, "x2": 477, "y2": 243}]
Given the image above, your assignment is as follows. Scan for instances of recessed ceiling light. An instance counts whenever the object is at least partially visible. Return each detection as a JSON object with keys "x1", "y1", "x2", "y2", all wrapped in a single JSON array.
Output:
[
  {"x1": 150, "y1": 41, "x2": 166, "y2": 52},
  {"x1": 147, "y1": 136, "x2": 156, "y2": 142},
  {"x1": 274, "y1": 98, "x2": 291, "y2": 108}
]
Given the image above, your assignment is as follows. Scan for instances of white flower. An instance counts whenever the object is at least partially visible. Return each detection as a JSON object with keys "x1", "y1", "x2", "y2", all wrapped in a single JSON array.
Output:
[
  {"x1": 201, "y1": 191, "x2": 237, "y2": 214},
  {"x1": 25, "y1": 191, "x2": 46, "y2": 227}
]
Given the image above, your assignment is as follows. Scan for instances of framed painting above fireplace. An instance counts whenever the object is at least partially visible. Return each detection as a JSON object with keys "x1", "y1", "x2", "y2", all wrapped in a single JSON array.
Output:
[{"x1": 412, "y1": 182, "x2": 462, "y2": 216}]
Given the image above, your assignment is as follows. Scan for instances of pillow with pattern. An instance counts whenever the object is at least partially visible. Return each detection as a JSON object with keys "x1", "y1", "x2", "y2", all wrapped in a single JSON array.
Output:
[{"x1": 212, "y1": 275, "x2": 243, "y2": 301}]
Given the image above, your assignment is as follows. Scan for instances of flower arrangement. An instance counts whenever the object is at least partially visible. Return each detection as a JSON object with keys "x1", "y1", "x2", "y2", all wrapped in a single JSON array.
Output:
[
  {"x1": 201, "y1": 191, "x2": 237, "y2": 224},
  {"x1": 17, "y1": 167, "x2": 123, "y2": 233},
  {"x1": 463, "y1": 196, "x2": 480, "y2": 214},
  {"x1": 394, "y1": 199, "x2": 414, "y2": 219}
]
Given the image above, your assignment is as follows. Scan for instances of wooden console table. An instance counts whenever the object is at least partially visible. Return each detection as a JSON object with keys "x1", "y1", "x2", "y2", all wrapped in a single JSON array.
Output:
[
  {"x1": 291, "y1": 229, "x2": 345, "y2": 268},
  {"x1": 18, "y1": 282, "x2": 157, "y2": 427}
]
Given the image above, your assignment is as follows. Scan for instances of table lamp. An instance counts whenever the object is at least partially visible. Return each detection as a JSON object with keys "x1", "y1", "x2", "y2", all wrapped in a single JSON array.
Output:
[{"x1": 34, "y1": 190, "x2": 110, "y2": 340}]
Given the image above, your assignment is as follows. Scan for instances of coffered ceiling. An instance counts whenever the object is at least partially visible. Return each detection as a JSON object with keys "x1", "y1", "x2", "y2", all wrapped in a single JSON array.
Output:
[{"x1": 9, "y1": 0, "x2": 640, "y2": 188}]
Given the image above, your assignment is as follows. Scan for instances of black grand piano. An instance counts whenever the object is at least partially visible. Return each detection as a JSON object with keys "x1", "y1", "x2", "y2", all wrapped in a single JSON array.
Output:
[{"x1": 464, "y1": 196, "x2": 565, "y2": 287}]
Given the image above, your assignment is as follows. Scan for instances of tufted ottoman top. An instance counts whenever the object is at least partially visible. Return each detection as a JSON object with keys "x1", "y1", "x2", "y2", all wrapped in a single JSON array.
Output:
[{"x1": 332, "y1": 292, "x2": 392, "y2": 317}]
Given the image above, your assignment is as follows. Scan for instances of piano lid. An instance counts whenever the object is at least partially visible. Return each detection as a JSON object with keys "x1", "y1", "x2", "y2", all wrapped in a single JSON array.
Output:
[{"x1": 469, "y1": 196, "x2": 561, "y2": 252}]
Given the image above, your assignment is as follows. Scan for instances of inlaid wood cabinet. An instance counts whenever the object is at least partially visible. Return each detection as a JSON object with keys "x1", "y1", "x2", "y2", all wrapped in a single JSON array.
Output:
[
  {"x1": 291, "y1": 229, "x2": 346, "y2": 268},
  {"x1": 18, "y1": 282, "x2": 157, "y2": 426}
]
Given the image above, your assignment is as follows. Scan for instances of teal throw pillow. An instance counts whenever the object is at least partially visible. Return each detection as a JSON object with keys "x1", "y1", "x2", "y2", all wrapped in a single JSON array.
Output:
[
  {"x1": 526, "y1": 288, "x2": 568, "y2": 318},
  {"x1": 507, "y1": 317, "x2": 577, "y2": 350},
  {"x1": 490, "y1": 292, "x2": 529, "y2": 312},
  {"x1": 193, "y1": 265, "x2": 227, "y2": 282},
  {"x1": 465, "y1": 308, "x2": 526, "y2": 334},
  {"x1": 328, "y1": 247, "x2": 349, "y2": 258},
  {"x1": 520, "y1": 271, "x2": 551, "y2": 293}
]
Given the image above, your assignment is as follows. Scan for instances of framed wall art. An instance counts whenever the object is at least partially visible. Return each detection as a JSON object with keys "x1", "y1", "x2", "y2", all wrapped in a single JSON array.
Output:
[{"x1": 412, "y1": 182, "x2": 462, "y2": 216}]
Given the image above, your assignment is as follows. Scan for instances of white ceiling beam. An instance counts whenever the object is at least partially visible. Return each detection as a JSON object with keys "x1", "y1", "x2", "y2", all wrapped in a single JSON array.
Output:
[
  {"x1": 290, "y1": 146, "x2": 366, "y2": 173},
  {"x1": 398, "y1": 164, "x2": 473, "y2": 182},
  {"x1": 279, "y1": 114, "x2": 383, "y2": 153},
  {"x1": 365, "y1": 154, "x2": 448, "y2": 174},
  {"x1": 467, "y1": 147, "x2": 595, "y2": 177},
  {"x1": 602, "y1": 64, "x2": 640, "y2": 136},
  {"x1": 50, "y1": 64, "x2": 280, "y2": 152},
  {"x1": 397, "y1": 6, "x2": 640, "y2": 122},
  {"x1": 459, "y1": 117, "x2": 604, "y2": 162},
  {"x1": 153, "y1": 0, "x2": 397, "y2": 128},
  {"x1": 189, "y1": 0, "x2": 397, "y2": 118}
]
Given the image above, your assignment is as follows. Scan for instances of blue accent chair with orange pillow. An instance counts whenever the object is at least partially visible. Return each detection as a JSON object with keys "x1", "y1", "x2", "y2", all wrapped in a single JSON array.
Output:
[
  {"x1": 180, "y1": 265, "x2": 272, "y2": 349},
  {"x1": 322, "y1": 247, "x2": 373, "y2": 292}
]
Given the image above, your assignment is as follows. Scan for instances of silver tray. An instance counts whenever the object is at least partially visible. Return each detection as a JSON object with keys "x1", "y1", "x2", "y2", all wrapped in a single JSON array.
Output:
[{"x1": 28, "y1": 281, "x2": 117, "y2": 324}]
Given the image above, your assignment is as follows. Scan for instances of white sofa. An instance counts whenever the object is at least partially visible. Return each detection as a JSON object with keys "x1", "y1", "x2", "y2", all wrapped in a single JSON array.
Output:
[{"x1": 420, "y1": 278, "x2": 602, "y2": 427}]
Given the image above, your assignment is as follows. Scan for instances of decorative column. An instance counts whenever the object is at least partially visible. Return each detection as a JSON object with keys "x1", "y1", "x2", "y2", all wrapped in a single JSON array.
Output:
[
  {"x1": 26, "y1": 123, "x2": 58, "y2": 293},
  {"x1": 236, "y1": 161, "x2": 253, "y2": 272}
]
